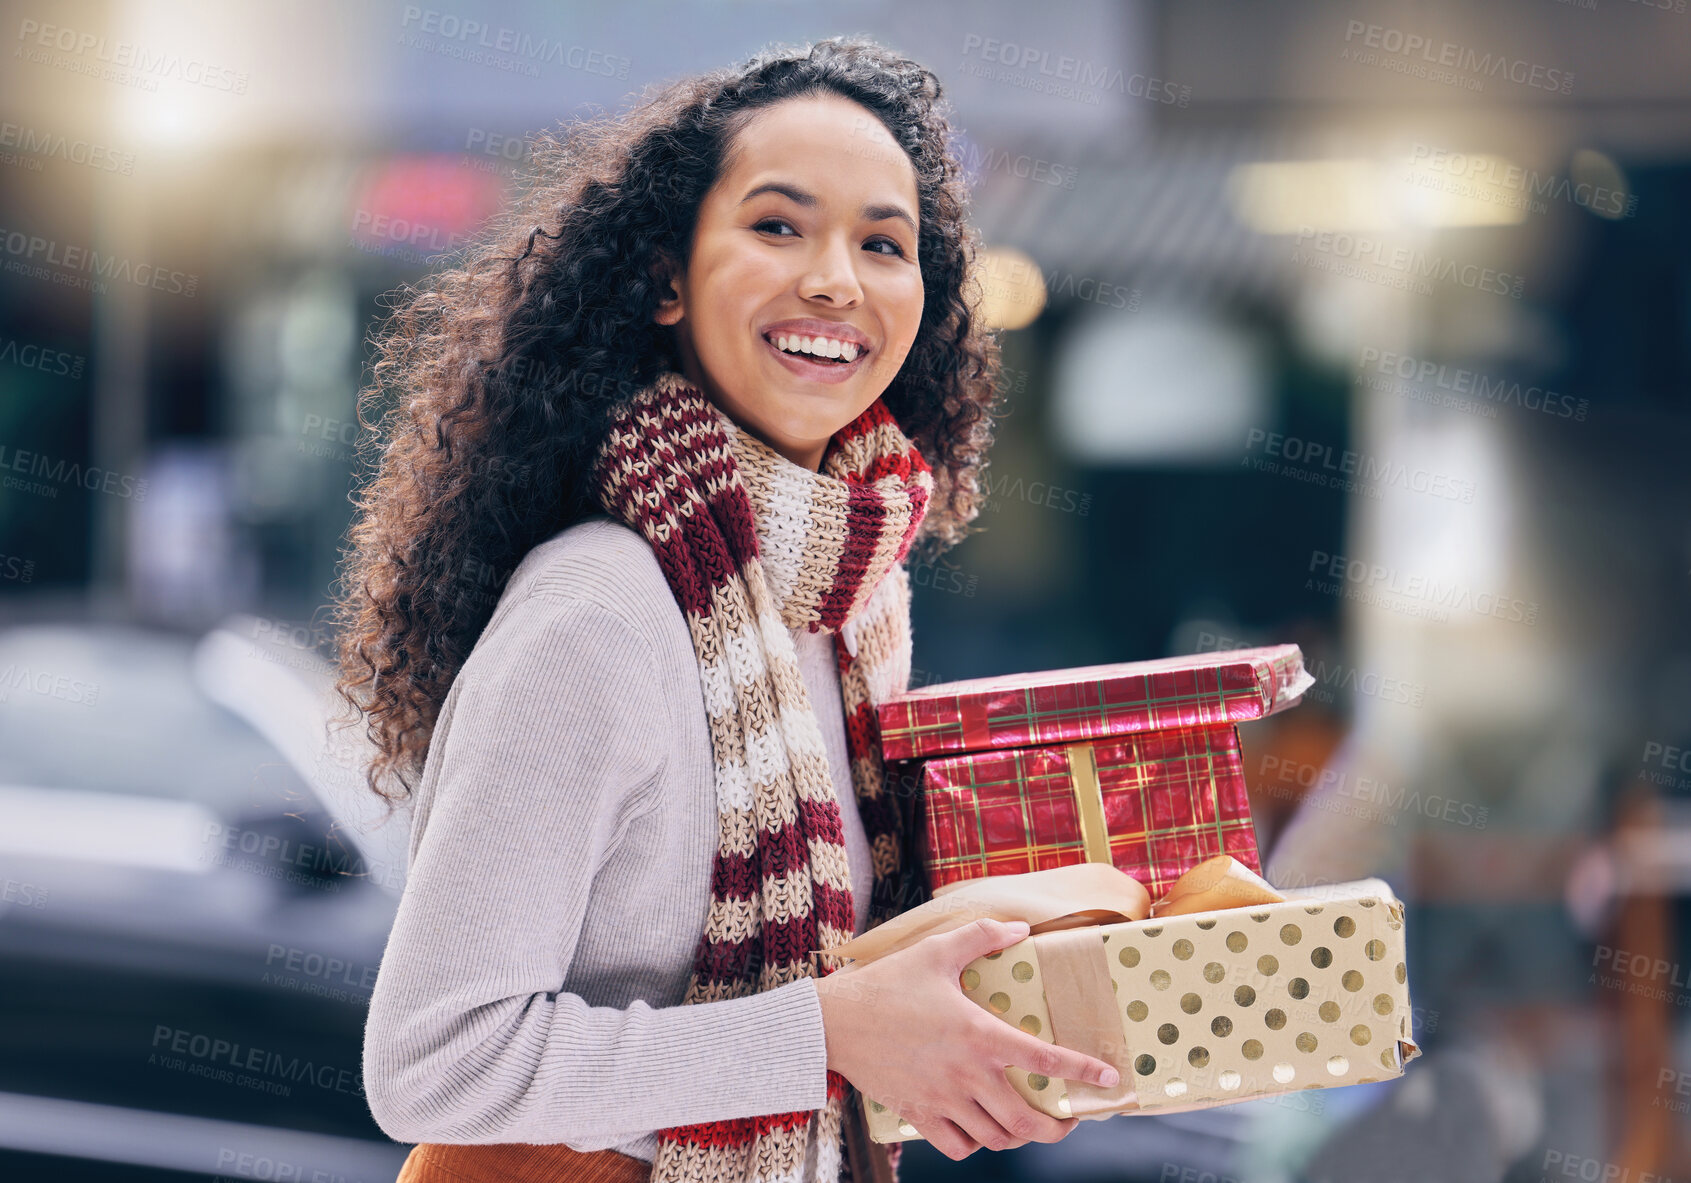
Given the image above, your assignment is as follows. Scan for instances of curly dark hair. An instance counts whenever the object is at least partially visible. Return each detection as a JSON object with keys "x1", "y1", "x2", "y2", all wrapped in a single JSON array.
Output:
[{"x1": 328, "y1": 35, "x2": 1005, "y2": 810}]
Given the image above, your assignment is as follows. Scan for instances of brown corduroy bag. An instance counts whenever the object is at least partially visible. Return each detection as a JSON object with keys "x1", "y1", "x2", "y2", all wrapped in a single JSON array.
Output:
[
  {"x1": 392, "y1": 1092, "x2": 895, "y2": 1183},
  {"x1": 395, "y1": 1141, "x2": 654, "y2": 1183}
]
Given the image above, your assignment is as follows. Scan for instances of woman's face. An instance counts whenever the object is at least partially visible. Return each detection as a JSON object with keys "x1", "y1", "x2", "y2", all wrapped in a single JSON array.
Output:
[{"x1": 654, "y1": 93, "x2": 924, "y2": 472}]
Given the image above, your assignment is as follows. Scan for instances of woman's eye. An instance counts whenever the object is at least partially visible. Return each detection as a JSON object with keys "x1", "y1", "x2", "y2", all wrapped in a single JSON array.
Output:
[{"x1": 754, "y1": 219, "x2": 906, "y2": 258}]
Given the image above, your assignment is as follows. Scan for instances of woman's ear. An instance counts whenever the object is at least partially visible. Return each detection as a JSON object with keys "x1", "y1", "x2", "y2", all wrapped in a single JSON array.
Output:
[{"x1": 651, "y1": 251, "x2": 684, "y2": 327}]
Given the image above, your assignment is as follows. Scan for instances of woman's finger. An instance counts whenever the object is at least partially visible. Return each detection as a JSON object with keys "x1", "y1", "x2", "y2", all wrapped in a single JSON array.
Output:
[
  {"x1": 947, "y1": 1096, "x2": 1028, "y2": 1154},
  {"x1": 908, "y1": 1113, "x2": 981, "y2": 1162},
  {"x1": 933, "y1": 917, "x2": 1030, "y2": 973},
  {"x1": 989, "y1": 1022, "x2": 1121, "y2": 1088},
  {"x1": 973, "y1": 1070, "x2": 1078, "y2": 1144}
]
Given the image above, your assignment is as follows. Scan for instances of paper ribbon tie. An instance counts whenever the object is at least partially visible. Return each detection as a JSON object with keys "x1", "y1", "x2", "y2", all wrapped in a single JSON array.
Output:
[{"x1": 823, "y1": 854, "x2": 1284, "y2": 966}]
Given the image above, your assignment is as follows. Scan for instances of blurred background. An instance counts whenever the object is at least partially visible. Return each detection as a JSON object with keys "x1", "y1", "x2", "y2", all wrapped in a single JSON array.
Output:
[{"x1": 2, "y1": 0, "x2": 1688, "y2": 1179}]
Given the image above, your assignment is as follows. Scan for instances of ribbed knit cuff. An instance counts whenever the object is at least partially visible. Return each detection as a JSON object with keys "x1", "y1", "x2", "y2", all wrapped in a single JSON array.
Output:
[{"x1": 699, "y1": 975, "x2": 830, "y2": 1117}]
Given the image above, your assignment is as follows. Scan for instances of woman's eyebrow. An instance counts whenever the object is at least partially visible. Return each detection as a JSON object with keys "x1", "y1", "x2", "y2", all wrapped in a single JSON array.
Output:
[{"x1": 739, "y1": 181, "x2": 916, "y2": 235}]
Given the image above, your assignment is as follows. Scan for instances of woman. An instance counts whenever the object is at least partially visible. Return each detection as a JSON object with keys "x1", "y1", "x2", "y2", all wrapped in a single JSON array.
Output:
[{"x1": 331, "y1": 35, "x2": 1120, "y2": 1183}]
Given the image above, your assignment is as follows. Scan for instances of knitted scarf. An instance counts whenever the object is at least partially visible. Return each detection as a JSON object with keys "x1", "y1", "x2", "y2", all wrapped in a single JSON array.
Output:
[{"x1": 591, "y1": 369, "x2": 934, "y2": 1183}]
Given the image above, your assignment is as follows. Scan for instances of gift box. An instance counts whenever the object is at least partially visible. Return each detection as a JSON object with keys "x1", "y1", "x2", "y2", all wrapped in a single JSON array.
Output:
[
  {"x1": 878, "y1": 646, "x2": 1314, "y2": 899},
  {"x1": 825, "y1": 860, "x2": 1420, "y2": 1143}
]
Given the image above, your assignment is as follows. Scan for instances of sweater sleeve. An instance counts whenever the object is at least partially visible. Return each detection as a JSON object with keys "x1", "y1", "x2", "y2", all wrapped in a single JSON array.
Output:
[{"x1": 362, "y1": 590, "x2": 831, "y2": 1146}]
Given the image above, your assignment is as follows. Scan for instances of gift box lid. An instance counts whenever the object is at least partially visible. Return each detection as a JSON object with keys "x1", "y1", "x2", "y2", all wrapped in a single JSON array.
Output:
[{"x1": 878, "y1": 645, "x2": 1314, "y2": 762}]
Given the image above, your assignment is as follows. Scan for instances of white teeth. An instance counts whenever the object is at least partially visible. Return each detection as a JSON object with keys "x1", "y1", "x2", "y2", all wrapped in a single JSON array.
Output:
[{"x1": 769, "y1": 332, "x2": 863, "y2": 362}]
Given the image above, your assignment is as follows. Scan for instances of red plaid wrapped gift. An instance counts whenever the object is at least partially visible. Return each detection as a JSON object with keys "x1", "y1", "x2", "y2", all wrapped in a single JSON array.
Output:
[{"x1": 877, "y1": 646, "x2": 1314, "y2": 899}]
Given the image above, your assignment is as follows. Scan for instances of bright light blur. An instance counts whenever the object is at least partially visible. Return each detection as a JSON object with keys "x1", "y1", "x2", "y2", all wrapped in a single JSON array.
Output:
[
  {"x1": 0, "y1": 784, "x2": 218, "y2": 873},
  {"x1": 1229, "y1": 156, "x2": 1533, "y2": 233},
  {"x1": 973, "y1": 245, "x2": 1048, "y2": 330}
]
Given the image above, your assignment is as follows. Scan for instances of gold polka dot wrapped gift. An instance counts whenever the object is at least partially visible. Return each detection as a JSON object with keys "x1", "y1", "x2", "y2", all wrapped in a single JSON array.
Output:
[{"x1": 819, "y1": 857, "x2": 1421, "y2": 1143}]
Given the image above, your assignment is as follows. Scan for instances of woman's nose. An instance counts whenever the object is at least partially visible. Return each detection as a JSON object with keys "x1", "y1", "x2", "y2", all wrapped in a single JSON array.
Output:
[{"x1": 798, "y1": 237, "x2": 864, "y2": 306}]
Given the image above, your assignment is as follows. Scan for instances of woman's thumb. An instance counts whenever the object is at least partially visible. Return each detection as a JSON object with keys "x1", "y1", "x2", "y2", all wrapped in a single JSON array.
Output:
[{"x1": 945, "y1": 916, "x2": 1030, "y2": 967}]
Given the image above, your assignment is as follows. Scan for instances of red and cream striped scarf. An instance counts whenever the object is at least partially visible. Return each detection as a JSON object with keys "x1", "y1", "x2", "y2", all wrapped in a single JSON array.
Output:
[{"x1": 592, "y1": 369, "x2": 933, "y2": 1183}]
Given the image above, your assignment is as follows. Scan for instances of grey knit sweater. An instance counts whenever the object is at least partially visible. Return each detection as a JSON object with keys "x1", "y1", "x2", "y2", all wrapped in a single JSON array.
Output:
[{"x1": 362, "y1": 514, "x2": 878, "y2": 1169}]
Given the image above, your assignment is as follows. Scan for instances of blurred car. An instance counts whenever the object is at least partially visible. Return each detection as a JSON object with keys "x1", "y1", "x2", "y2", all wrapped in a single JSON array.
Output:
[{"x1": 0, "y1": 620, "x2": 409, "y2": 1182}]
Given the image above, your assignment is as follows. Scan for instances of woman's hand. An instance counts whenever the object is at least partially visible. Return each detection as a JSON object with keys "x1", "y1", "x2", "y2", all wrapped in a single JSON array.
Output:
[{"x1": 815, "y1": 917, "x2": 1120, "y2": 1161}]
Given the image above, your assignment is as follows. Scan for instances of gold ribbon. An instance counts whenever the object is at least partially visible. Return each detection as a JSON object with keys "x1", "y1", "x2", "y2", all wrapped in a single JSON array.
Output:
[
  {"x1": 1150, "y1": 851, "x2": 1283, "y2": 917},
  {"x1": 1066, "y1": 742, "x2": 1112, "y2": 866},
  {"x1": 829, "y1": 862, "x2": 1153, "y2": 968},
  {"x1": 1038, "y1": 926, "x2": 1141, "y2": 1116},
  {"x1": 826, "y1": 856, "x2": 1281, "y2": 964}
]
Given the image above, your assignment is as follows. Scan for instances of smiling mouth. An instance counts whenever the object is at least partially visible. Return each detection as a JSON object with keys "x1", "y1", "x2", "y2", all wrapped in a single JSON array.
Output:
[{"x1": 762, "y1": 333, "x2": 869, "y2": 364}]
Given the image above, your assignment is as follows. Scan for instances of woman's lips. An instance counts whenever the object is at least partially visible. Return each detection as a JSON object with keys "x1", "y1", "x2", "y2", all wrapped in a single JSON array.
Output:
[{"x1": 761, "y1": 333, "x2": 870, "y2": 385}]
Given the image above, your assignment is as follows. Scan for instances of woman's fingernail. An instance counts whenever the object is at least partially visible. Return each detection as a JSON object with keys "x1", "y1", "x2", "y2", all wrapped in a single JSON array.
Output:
[{"x1": 1099, "y1": 1067, "x2": 1120, "y2": 1086}]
